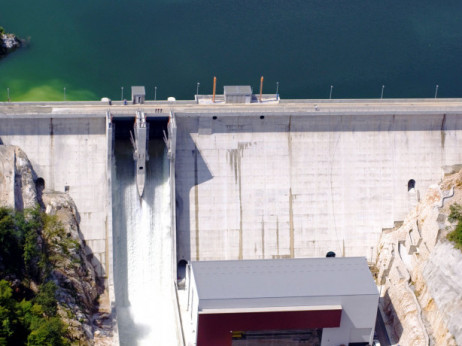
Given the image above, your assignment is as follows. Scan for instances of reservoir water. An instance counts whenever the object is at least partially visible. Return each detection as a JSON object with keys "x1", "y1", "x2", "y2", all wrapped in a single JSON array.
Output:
[
  {"x1": 1, "y1": 0, "x2": 462, "y2": 101},
  {"x1": 112, "y1": 138, "x2": 179, "y2": 345}
]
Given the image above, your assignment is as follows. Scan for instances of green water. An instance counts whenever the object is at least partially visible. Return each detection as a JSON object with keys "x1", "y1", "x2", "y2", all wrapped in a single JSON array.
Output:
[{"x1": 1, "y1": 0, "x2": 462, "y2": 101}]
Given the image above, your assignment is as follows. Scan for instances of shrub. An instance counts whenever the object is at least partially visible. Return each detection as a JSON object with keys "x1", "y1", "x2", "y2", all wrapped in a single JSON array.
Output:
[
  {"x1": 448, "y1": 203, "x2": 462, "y2": 222},
  {"x1": 34, "y1": 281, "x2": 58, "y2": 317},
  {"x1": 448, "y1": 203, "x2": 462, "y2": 250}
]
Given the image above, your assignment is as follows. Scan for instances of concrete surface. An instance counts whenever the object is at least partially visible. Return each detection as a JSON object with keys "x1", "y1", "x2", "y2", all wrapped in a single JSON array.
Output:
[
  {"x1": 175, "y1": 110, "x2": 462, "y2": 262},
  {"x1": 2, "y1": 98, "x2": 462, "y2": 309}
]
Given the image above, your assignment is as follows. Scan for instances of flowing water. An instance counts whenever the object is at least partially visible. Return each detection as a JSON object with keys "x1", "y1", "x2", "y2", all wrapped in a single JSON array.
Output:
[
  {"x1": 1, "y1": 0, "x2": 462, "y2": 101},
  {"x1": 112, "y1": 138, "x2": 179, "y2": 345}
]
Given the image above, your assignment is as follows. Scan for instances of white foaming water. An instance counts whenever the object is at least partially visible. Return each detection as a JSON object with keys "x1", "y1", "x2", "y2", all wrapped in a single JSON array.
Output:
[{"x1": 113, "y1": 140, "x2": 179, "y2": 345}]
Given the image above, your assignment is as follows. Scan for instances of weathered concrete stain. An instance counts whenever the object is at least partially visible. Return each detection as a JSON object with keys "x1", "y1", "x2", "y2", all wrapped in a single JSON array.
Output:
[
  {"x1": 227, "y1": 142, "x2": 252, "y2": 185},
  {"x1": 441, "y1": 114, "x2": 447, "y2": 149},
  {"x1": 289, "y1": 188, "x2": 294, "y2": 258},
  {"x1": 287, "y1": 117, "x2": 295, "y2": 258},
  {"x1": 276, "y1": 217, "x2": 280, "y2": 257},
  {"x1": 194, "y1": 149, "x2": 200, "y2": 260},
  {"x1": 261, "y1": 217, "x2": 265, "y2": 259},
  {"x1": 238, "y1": 154, "x2": 243, "y2": 260},
  {"x1": 49, "y1": 118, "x2": 54, "y2": 190},
  {"x1": 227, "y1": 142, "x2": 252, "y2": 260},
  {"x1": 329, "y1": 123, "x2": 342, "y2": 253}
]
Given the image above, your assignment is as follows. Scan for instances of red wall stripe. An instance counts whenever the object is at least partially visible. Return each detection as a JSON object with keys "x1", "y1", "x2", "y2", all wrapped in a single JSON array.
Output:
[{"x1": 197, "y1": 309, "x2": 342, "y2": 346}]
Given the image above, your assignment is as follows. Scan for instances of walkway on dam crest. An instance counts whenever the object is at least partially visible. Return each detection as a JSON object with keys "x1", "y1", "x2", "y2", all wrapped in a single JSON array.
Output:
[{"x1": 1, "y1": 98, "x2": 462, "y2": 118}]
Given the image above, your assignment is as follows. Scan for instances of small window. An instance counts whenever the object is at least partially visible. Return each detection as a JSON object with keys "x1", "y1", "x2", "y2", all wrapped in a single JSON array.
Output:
[
  {"x1": 408, "y1": 179, "x2": 416, "y2": 191},
  {"x1": 65, "y1": 185, "x2": 70, "y2": 193},
  {"x1": 35, "y1": 177, "x2": 45, "y2": 190},
  {"x1": 139, "y1": 167, "x2": 143, "y2": 170},
  {"x1": 260, "y1": 115, "x2": 265, "y2": 119},
  {"x1": 212, "y1": 116, "x2": 217, "y2": 120}
]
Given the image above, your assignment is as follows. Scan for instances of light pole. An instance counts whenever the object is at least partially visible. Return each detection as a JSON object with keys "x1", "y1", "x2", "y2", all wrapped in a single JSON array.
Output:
[
  {"x1": 154, "y1": 86, "x2": 157, "y2": 101},
  {"x1": 196, "y1": 82, "x2": 200, "y2": 103},
  {"x1": 276, "y1": 81, "x2": 279, "y2": 100},
  {"x1": 435, "y1": 84, "x2": 439, "y2": 99},
  {"x1": 64, "y1": 87, "x2": 66, "y2": 101},
  {"x1": 329, "y1": 85, "x2": 333, "y2": 99},
  {"x1": 121, "y1": 86, "x2": 124, "y2": 101},
  {"x1": 381, "y1": 85, "x2": 385, "y2": 99}
]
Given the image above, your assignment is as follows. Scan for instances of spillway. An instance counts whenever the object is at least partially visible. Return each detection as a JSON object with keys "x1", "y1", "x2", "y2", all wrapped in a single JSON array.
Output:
[{"x1": 112, "y1": 135, "x2": 179, "y2": 345}]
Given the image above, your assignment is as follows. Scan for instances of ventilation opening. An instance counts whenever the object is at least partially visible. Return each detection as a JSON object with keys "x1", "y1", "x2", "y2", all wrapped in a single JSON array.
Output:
[
  {"x1": 177, "y1": 259, "x2": 188, "y2": 289},
  {"x1": 139, "y1": 166, "x2": 143, "y2": 170},
  {"x1": 212, "y1": 116, "x2": 217, "y2": 120},
  {"x1": 408, "y1": 179, "x2": 416, "y2": 191},
  {"x1": 260, "y1": 115, "x2": 265, "y2": 119},
  {"x1": 35, "y1": 177, "x2": 45, "y2": 191}
]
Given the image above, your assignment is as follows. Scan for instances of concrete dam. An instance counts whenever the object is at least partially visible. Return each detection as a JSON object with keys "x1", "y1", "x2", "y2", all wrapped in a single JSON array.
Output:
[{"x1": 2, "y1": 98, "x2": 462, "y2": 343}]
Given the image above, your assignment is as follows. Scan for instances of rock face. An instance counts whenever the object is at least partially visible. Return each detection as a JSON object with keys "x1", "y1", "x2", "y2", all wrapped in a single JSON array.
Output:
[
  {"x1": 376, "y1": 170, "x2": 462, "y2": 345},
  {"x1": 0, "y1": 145, "x2": 37, "y2": 209},
  {"x1": 0, "y1": 144, "x2": 113, "y2": 344},
  {"x1": 42, "y1": 191, "x2": 101, "y2": 343}
]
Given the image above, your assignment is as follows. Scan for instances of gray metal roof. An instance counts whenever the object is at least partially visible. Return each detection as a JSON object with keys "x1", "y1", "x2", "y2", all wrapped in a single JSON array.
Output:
[
  {"x1": 191, "y1": 257, "x2": 377, "y2": 309},
  {"x1": 131, "y1": 86, "x2": 146, "y2": 95},
  {"x1": 224, "y1": 85, "x2": 252, "y2": 95}
]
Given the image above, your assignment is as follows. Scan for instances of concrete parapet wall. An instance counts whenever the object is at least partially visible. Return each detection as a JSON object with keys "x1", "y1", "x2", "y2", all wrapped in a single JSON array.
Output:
[
  {"x1": 175, "y1": 112, "x2": 462, "y2": 262},
  {"x1": 0, "y1": 116, "x2": 108, "y2": 277}
]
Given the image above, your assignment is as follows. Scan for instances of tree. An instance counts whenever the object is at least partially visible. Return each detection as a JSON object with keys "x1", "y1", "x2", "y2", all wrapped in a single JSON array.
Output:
[
  {"x1": 0, "y1": 280, "x2": 18, "y2": 344},
  {"x1": 34, "y1": 281, "x2": 58, "y2": 317},
  {"x1": 0, "y1": 208, "x2": 23, "y2": 275},
  {"x1": 27, "y1": 317, "x2": 69, "y2": 346}
]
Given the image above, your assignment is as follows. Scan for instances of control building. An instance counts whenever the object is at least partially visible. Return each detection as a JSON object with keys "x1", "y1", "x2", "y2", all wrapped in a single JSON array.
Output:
[{"x1": 180, "y1": 257, "x2": 379, "y2": 346}]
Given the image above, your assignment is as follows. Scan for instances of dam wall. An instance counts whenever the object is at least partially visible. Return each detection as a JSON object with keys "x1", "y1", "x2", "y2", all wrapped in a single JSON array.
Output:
[
  {"x1": 2, "y1": 99, "x2": 462, "y2": 293},
  {"x1": 175, "y1": 111, "x2": 462, "y2": 262},
  {"x1": 0, "y1": 114, "x2": 109, "y2": 277}
]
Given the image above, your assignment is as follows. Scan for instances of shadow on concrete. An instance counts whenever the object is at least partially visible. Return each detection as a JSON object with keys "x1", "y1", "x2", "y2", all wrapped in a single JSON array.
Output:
[
  {"x1": 381, "y1": 289, "x2": 404, "y2": 344},
  {"x1": 375, "y1": 307, "x2": 392, "y2": 346},
  {"x1": 175, "y1": 118, "x2": 213, "y2": 263}
]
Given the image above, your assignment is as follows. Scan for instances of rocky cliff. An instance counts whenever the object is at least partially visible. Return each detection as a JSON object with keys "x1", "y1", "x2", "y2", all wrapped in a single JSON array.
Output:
[
  {"x1": 0, "y1": 29, "x2": 22, "y2": 57},
  {"x1": 0, "y1": 145, "x2": 37, "y2": 209},
  {"x1": 376, "y1": 170, "x2": 462, "y2": 345},
  {"x1": 0, "y1": 144, "x2": 113, "y2": 344}
]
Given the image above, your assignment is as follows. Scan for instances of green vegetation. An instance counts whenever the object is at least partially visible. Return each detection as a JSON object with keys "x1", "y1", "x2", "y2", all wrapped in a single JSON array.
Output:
[
  {"x1": 448, "y1": 203, "x2": 462, "y2": 250},
  {"x1": 43, "y1": 215, "x2": 80, "y2": 266},
  {"x1": 0, "y1": 206, "x2": 70, "y2": 345},
  {"x1": 0, "y1": 27, "x2": 4, "y2": 35}
]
